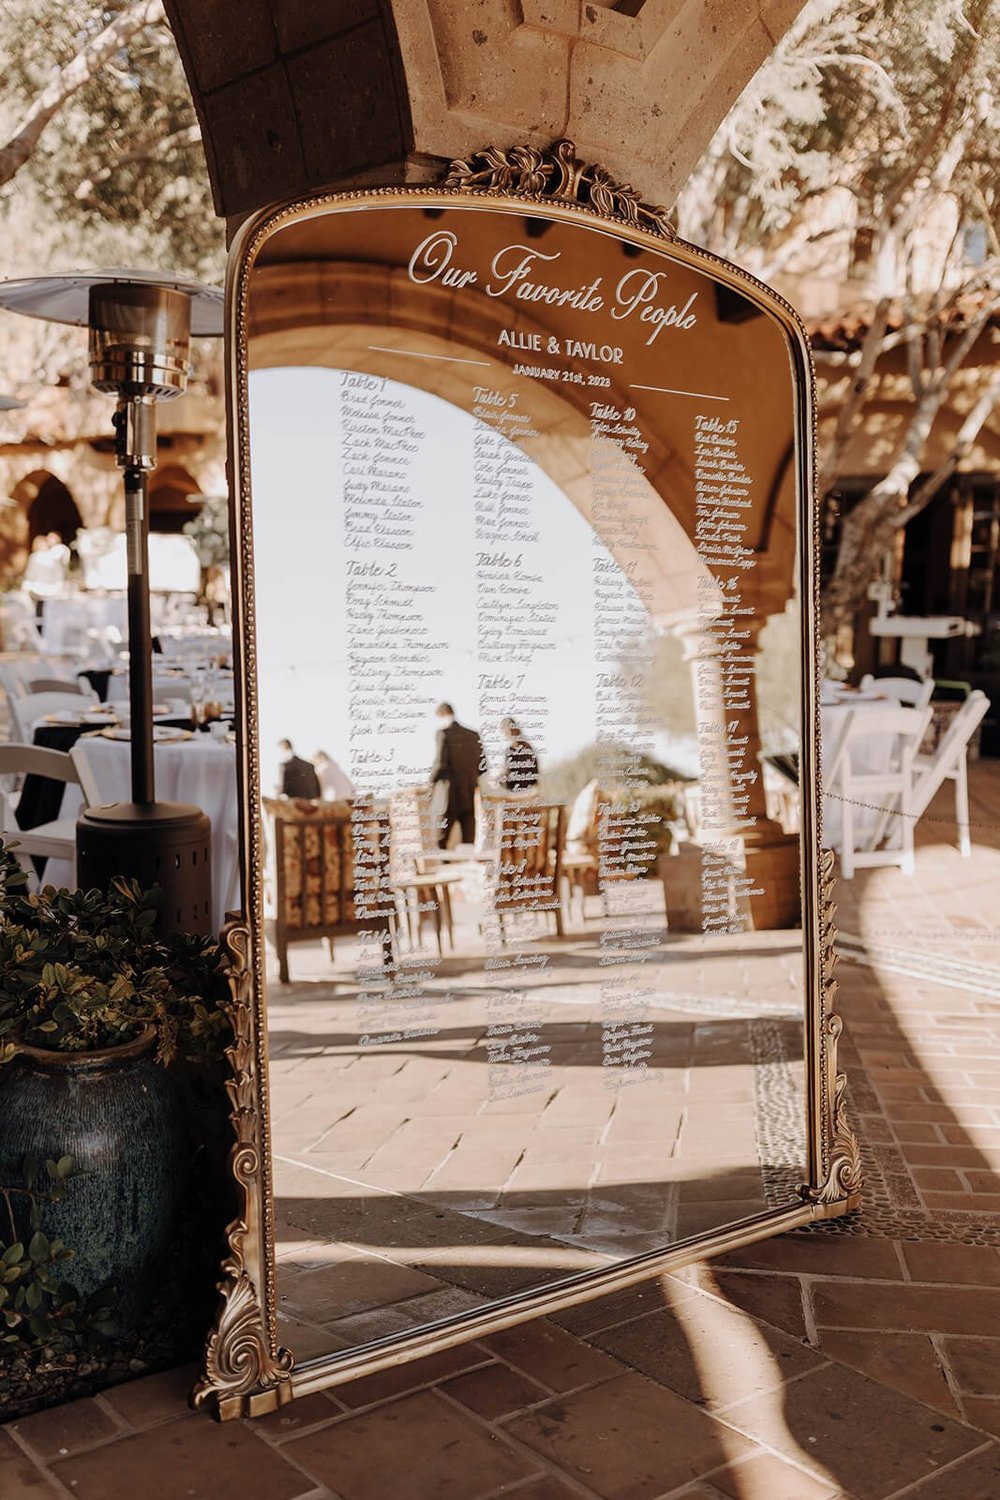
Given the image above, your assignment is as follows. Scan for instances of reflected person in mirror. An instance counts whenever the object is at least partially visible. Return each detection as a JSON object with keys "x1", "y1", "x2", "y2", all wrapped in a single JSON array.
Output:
[
  {"x1": 277, "y1": 738, "x2": 321, "y2": 800},
  {"x1": 430, "y1": 702, "x2": 487, "y2": 847},
  {"x1": 498, "y1": 716, "x2": 539, "y2": 792},
  {"x1": 313, "y1": 749, "x2": 355, "y2": 801}
]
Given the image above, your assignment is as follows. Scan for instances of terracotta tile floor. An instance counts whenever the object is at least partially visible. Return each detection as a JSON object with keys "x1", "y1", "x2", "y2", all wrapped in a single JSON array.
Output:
[{"x1": 7, "y1": 767, "x2": 1000, "y2": 1498}]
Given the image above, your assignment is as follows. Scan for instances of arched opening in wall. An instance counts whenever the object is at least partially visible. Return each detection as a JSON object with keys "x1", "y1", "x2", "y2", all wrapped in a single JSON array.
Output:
[
  {"x1": 149, "y1": 465, "x2": 202, "y2": 534},
  {"x1": 249, "y1": 361, "x2": 708, "y2": 808},
  {"x1": 2, "y1": 469, "x2": 81, "y2": 583},
  {"x1": 27, "y1": 474, "x2": 82, "y2": 546}
]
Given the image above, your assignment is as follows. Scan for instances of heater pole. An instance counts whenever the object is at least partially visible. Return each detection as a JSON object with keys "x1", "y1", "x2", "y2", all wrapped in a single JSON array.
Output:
[
  {"x1": 124, "y1": 463, "x2": 155, "y2": 806},
  {"x1": 115, "y1": 394, "x2": 159, "y2": 807}
]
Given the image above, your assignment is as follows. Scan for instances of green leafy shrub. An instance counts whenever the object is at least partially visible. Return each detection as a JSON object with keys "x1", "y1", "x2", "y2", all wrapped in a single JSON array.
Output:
[
  {"x1": 0, "y1": 843, "x2": 229, "y2": 1067},
  {"x1": 538, "y1": 739, "x2": 691, "y2": 808},
  {"x1": 0, "y1": 846, "x2": 233, "y2": 1372},
  {"x1": 0, "y1": 1157, "x2": 113, "y2": 1353},
  {"x1": 600, "y1": 785, "x2": 682, "y2": 878}
]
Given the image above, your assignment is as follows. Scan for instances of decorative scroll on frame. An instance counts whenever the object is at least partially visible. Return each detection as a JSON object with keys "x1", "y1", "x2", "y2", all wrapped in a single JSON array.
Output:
[
  {"x1": 194, "y1": 141, "x2": 861, "y2": 1421},
  {"x1": 804, "y1": 849, "x2": 863, "y2": 1207},
  {"x1": 192, "y1": 921, "x2": 293, "y2": 1418}
]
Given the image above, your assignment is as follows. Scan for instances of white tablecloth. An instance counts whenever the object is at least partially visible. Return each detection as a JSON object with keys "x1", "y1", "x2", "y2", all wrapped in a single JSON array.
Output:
[{"x1": 48, "y1": 736, "x2": 239, "y2": 931}]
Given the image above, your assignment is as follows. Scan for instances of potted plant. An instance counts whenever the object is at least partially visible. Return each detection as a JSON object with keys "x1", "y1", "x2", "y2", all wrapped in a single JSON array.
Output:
[{"x1": 0, "y1": 844, "x2": 228, "y2": 1331}]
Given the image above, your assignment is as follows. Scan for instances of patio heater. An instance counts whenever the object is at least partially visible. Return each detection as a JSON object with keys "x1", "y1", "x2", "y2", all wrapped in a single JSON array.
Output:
[{"x1": 0, "y1": 271, "x2": 223, "y2": 933}]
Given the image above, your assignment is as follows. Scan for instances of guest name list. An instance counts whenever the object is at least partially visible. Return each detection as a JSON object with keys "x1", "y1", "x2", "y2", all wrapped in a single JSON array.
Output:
[{"x1": 333, "y1": 214, "x2": 787, "y2": 1095}]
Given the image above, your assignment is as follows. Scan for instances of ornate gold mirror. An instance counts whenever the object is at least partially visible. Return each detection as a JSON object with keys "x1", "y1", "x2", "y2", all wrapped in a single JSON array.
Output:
[{"x1": 196, "y1": 144, "x2": 859, "y2": 1420}]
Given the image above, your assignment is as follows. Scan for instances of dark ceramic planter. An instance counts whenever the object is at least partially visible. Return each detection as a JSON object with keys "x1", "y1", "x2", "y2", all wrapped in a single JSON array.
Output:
[{"x1": 0, "y1": 1027, "x2": 186, "y2": 1331}]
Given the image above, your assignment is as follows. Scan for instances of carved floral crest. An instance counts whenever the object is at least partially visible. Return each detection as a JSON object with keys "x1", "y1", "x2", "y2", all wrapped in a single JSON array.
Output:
[{"x1": 444, "y1": 138, "x2": 675, "y2": 238}]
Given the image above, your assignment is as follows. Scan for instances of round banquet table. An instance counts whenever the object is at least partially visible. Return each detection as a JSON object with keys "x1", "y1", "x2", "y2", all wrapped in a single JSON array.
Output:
[{"x1": 23, "y1": 727, "x2": 239, "y2": 931}]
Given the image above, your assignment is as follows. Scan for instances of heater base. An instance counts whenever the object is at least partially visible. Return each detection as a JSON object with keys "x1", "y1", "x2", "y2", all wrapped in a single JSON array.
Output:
[{"x1": 77, "y1": 801, "x2": 213, "y2": 935}]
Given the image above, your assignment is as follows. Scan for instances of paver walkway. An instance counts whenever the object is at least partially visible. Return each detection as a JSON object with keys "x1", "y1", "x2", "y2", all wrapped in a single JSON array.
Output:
[{"x1": 7, "y1": 767, "x2": 1000, "y2": 1499}]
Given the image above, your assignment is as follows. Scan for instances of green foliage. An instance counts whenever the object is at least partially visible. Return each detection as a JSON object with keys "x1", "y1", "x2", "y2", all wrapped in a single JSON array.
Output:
[
  {"x1": 620, "y1": 618, "x2": 801, "y2": 753},
  {"x1": 687, "y1": 0, "x2": 1000, "y2": 644},
  {"x1": 182, "y1": 494, "x2": 230, "y2": 570},
  {"x1": 538, "y1": 739, "x2": 691, "y2": 809},
  {"x1": 630, "y1": 631, "x2": 697, "y2": 740},
  {"x1": 601, "y1": 785, "x2": 681, "y2": 876},
  {"x1": 0, "y1": 0, "x2": 224, "y2": 282},
  {"x1": 680, "y1": 0, "x2": 1000, "y2": 271},
  {"x1": 0, "y1": 1158, "x2": 114, "y2": 1353},
  {"x1": 0, "y1": 843, "x2": 229, "y2": 1067}
]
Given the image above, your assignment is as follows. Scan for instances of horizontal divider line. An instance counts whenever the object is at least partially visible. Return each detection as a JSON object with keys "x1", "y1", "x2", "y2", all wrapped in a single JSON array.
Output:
[{"x1": 368, "y1": 344, "x2": 492, "y2": 367}]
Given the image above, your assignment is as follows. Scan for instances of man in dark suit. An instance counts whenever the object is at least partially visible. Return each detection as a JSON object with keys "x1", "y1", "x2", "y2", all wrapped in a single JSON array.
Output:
[
  {"x1": 277, "y1": 738, "x2": 321, "y2": 800},
  {"x1": 429, "y1": 702, "x2": 486, "y2": 847}
]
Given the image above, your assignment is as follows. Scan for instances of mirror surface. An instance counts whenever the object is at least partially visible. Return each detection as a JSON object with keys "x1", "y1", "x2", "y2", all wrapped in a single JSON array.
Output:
[{"x1": 241, "y1": 199, "x2": 811, "y2": 1364}]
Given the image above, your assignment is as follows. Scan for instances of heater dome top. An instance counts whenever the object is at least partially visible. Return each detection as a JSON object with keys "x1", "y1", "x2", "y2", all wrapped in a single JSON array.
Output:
[{"x1": 0, "y1": 268, "x2": 223, "y2": 338}]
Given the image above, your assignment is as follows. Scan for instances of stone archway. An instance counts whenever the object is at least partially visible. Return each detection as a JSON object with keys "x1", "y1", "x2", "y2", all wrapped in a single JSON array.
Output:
[
  {"x1": 247, "y1": 240, "x2": 798, "y2": 627},
  {"x1": 3, "y1": 469, "x2": 84, "y2": 584},
  {"x1": 148, "y1": 463, "x2": 202, "y2": 535},
  {"x1": 162, "y1": 1, "x2": 809, "y2": 224},
  {"x1": 26, "y1": 473, "x2": 83, "y2": 545}
]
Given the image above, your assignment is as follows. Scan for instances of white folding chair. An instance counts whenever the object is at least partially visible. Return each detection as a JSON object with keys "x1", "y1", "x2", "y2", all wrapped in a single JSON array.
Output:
[
  {"x1": 69, "y1": 742, "x2": 106, "y2": 810},
  {"x1": 824, "y1": 704, "x2": 932, "y2": 878},
  {"x1": 0, "y1": 744, "x2": 83, "y2": 884},
  {"x1": 7, "y1": 691, "x2": 96, "y2": 744},
  {"x1": 0, "y1": 655, "x2": 46, "y2": 703},
  {"x1": 909, "y1": 690, "x2": 989, "y2": 857},
  {"x1": 860, "y1": 673, "x2": 934, "y2": 709}
]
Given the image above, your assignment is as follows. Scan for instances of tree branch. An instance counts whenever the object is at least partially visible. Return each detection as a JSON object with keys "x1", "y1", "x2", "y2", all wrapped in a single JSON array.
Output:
[
  {"x1": 822, "y1": 378, "x2": 959, "y2": 642},
  {"x1": 0, "y1": 0, "x2": 165, "y2": 190},
  {"x1": 74, "y1": 123, "x2": 202, "y2": 201},
  {"x1": 817, "y1": 296, "x2": 891, "y2": 496},
  {"x1": 895, "y1": 369, "x2": 1000, "y2": 527}
]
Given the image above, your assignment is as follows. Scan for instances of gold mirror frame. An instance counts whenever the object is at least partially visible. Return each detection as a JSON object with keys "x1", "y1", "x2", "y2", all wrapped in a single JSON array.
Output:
[{"x1": 193, "y1": 142, "x2": 861, "y2": 1422}]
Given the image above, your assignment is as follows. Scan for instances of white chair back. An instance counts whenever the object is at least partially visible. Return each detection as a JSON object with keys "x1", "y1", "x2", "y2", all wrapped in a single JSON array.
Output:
[
  {"x1": 0, "y1": 742, "x2": 82, "y2": 786},
  {"x1": 860, "y1": 673, "x2": 934, "y2": 709},
  {"x1": 0, "y1": 655, "x2": 46, "y2": 702},
  {"x1": 8, "y1": 691, "x2": 94, "y2": 743},
  {"x1": 825, "y1": 704, "x2": 932, "y2": 877},
  {"x1": 911, "y1": 690, "x2": 989, "y2": 856},
  {"x1": 27, "y1": 676, "x2": 91, "y2": 697},
  {"x1": 154, "y1": 677, "x2": 194, "y2": 703},
  {"x1": 0, "y1": 744, "x2": 83, "y2": 884},
  {"x1": 69, "y1": 742, "x2": 105, "y2": 810}
]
